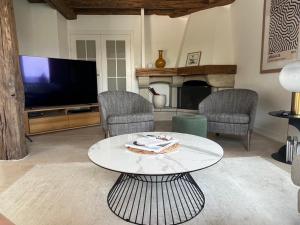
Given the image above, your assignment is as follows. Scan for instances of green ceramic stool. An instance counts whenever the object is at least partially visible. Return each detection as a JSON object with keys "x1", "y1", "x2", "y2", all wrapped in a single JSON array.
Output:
[{"x1": 172, "y1": 114, "x2": 207, "y2": 138}]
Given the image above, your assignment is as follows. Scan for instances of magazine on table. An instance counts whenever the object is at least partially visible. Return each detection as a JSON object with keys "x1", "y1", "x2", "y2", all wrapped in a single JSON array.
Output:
[{"x1": 125, "y1": 134, "x2": 179, "y2": 153}]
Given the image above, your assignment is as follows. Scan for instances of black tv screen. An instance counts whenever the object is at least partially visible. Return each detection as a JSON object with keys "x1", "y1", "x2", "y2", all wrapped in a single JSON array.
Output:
[{"x1": 19, "y1": 55, "x2": 98, "y2": 108}]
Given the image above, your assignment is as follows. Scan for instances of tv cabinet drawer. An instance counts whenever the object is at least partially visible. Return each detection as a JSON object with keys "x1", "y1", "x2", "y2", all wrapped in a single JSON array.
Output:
[
  {"x1": 68, "y1": 112, "x2": 100, "y2": 127},
  {"x1": 29, "y1": 115, "x2": 69, "y2": 134}
]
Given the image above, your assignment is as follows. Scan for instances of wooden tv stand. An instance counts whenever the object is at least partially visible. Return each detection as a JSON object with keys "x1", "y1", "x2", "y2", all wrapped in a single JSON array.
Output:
[{"x1": 24, "y1": 104, "x2": 100, "y2": 136}]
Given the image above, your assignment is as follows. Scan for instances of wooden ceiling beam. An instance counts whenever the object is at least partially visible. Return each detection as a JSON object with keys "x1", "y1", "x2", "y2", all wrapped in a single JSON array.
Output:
[
  {"x1": 170, "y1": 0, "x2": 235, "y2": 17},
  {"x1": 44, "y1": 0, "x2": 76, "y2": 19},
  {"x1": 28, "y1": 0, "x2": 77, "y2": 19},
  {"x1": 28, "y1": 0, "x2": 235, "y2": 19},
  {"x1": 67, "y1": 0, "x2": 210, "y2": 9},
  {"x1": 74, "y1": 8, "x2": 182, "y2": 16},
  {"x1": 27, "y1": 0, "x2": 45, "y2": 2}
]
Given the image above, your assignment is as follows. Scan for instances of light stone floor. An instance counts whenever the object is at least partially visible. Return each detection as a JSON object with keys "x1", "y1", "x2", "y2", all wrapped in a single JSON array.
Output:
[{"x1": 0, "y1": 121, "x2": 290, "y2": 194}]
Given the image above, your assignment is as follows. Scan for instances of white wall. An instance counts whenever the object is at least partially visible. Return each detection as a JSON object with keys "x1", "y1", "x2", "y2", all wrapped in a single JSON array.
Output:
[
  {"x1": 30, "y1": 4, "x2": 60, "y2": 58},
  {"x1": 57, "y1": 13, "x2": 69, "y2": 58},
  {"x1": 145, "y1": 16, "x2": 188, "y2": 68},
  {"x1": 178, "y1": 7, "x2": 235, "y2": 67},
  {"x1": 13, "y1": 0, "x2": 33, "y2": 54},
  {"x1": 13, "y1": 0, "x2": 68, "y2": 58},
  {"x1": 231, "y1": 0, "x2": 290, "y2": 142}
]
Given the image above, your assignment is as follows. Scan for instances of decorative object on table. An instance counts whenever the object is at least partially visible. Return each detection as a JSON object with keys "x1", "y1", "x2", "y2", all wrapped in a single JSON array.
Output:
[
  {"x1": 291, "y1": 153, "x2": 300, "y2": 212},
  {"x1": 186, "y1": 51, "x2": 201, "y2": 66},
  {"x1": 98, "y1": 91, "x2": 154, "y2": 137},
  {"x1": 260, "y1": 0, "x2": 300, "y2": 73},
  {"x1": 269, "y1": 110, "x2": 300, "y2": 164},
  {"x1": 286, "y1": 136, "x2": 298, "y2": 164},
  {"x1": 125, "y1": 134, "x2": 180, "y2": 154},
  {"x1": 279, "y1": 61, "x2": 300, "y2": 115},
  {"x1": 155, "y1": 50, "x2": 166, "y2": 68},
  {"x1": 148, "y1": 87, "x2": 166, "y2": 108},
  {"x1": 172, "y1": 114, "x2": 207, "y2": 138},
  {"x1": 199, "y1": 89, "x2": 258, "y2": 150}
]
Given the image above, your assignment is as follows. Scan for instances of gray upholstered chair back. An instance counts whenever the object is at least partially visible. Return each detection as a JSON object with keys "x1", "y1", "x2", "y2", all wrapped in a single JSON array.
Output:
[
  {"x1": 199, "y1": 89, "x2": 258, "y2": 130},
  {"x1": 98, "y1": 91, "x2": 153, "y2": 132}
]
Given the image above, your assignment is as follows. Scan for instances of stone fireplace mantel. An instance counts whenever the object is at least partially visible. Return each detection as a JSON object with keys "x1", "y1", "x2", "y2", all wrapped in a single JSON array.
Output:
[{"x1": 136, "y1": 65, "x2": 237, "y2": 108}]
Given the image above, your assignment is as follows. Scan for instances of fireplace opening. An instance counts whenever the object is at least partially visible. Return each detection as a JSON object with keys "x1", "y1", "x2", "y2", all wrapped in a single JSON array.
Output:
[{"x1": 177, "y1": 80, "x2": 211, "y2": 110}]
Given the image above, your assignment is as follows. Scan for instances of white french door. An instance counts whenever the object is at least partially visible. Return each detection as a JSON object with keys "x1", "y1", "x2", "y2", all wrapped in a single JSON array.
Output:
[
  {"x1": 101, "y1": 35, "x2": 131, "y2": 92},
  {"x1": 70, "y1": 35, "x2": 102, "y2": 92},
  {"x1": 70, "y1": 34, "x2": 132, "y2": 93}
]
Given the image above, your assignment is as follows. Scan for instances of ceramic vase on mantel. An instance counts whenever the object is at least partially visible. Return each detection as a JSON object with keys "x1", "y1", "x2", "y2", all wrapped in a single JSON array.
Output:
[{"x1": 155, "y1": 50, "x2": 166, "y2": 68}]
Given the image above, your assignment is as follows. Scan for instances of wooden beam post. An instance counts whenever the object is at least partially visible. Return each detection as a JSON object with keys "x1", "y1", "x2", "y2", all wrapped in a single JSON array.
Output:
[{"x1": 0, "y1": 0, "x2": 28, "y2": 160}]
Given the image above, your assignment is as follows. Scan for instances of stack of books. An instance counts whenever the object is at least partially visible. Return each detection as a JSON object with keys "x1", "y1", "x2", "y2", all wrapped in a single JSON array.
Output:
[{"x1": 125, "y1": 134, "x2": 179, "y2": 154}]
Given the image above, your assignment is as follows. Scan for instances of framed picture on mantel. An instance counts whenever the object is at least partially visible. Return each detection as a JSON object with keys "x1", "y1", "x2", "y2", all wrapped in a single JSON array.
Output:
[
  {"x1": 260, "y1": 0, "x2": 300, "y2": 73},
  {"x1": 186, "y1": 51, "x2": 201, "y2": 67}
]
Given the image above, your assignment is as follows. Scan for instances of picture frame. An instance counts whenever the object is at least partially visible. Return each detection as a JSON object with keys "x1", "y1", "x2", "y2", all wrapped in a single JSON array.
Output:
[
  {"x1": 186, "y1": 51, "x2": 201, "y2": 67},
  {"x1": 260, "y1": 0, "x2": 300, "y2": 73}
]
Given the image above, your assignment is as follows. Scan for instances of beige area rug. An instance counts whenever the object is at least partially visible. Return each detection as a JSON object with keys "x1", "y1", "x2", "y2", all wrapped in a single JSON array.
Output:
[{"x1": 0, "y1": 157, "x2": 300, "y2": 225}]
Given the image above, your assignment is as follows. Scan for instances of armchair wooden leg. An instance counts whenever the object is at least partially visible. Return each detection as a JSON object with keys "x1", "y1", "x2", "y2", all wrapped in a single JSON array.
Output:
[{"x1": 247, "y1": 131, "x2": 252, "y2": 151}]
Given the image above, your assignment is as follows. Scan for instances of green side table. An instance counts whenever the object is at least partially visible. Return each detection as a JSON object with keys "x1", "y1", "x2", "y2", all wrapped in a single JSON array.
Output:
[{"x1": 172, "y1": 114, "x2": 207, "y2": 138}]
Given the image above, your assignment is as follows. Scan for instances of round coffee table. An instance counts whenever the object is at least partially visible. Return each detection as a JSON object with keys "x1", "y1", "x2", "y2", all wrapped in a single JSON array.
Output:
[{"x1": 88, "y1": 132, "x2": 223, "y2": 225}]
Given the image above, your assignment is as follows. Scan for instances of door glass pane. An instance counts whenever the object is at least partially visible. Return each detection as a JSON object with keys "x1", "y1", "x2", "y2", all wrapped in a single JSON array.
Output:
[
  {"x1": 108, "y1": 78, "x2": 117, "y2": 91},
  {"x1": 107, "y1": 59, "x2": 116, "y2": 77},
  {"x1": 117, "y1": 78, "x2": 126, "y2": 91},
  {"x1": 106, "y1": 41, "x2": 116, "y2": 58},
  {"x1": 117, "y1": 59, "x2": 126, "y2": 77},
  {"x1": 116, "y1": 41, "x2": 125, "y2": 58},
  {"x1": 86, "y1": 40, "x2": 96, "y2": 59},
  {"x1": 76, "y1": 40, "x2": 86, "y2": 59}
]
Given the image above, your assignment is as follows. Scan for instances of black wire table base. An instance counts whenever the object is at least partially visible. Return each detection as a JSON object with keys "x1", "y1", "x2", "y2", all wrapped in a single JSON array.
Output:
[{"x1": 107, "y1": 173, "x2": 205, "y2": 225}]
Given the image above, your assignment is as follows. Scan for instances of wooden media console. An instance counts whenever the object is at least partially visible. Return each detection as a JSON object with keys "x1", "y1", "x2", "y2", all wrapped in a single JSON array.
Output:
[{"x1": 24, "y1": 104, "x2": 100, "y2": 135}]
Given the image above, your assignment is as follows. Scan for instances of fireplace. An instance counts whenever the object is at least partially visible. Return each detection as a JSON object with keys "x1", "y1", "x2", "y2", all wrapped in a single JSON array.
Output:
[{"x1": 177, "y1": 80, "x2": 211, "y2": 110}]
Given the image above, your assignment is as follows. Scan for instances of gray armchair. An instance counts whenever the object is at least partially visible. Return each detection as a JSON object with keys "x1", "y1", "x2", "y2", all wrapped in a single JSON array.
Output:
[
  {"x1": 98, "y1": 91, "x2": 154, "y2": 137},
  {"x1": 199, "y1": 89, "x2": 258, "y2": 150}
]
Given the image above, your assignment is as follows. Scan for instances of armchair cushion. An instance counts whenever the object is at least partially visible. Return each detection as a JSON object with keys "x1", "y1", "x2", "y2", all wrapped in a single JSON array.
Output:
[
  {"x1": 204, "y1": 113, "x2": 249, "y2": 124},
  {"x1": 108, "y1": 113, "x2": 154, "y2": 124}
]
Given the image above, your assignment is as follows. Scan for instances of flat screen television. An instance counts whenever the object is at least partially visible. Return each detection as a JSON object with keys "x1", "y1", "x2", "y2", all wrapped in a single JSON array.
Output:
[{"x1": 19, "y1": 55, "x2": 98, "y2": 108}]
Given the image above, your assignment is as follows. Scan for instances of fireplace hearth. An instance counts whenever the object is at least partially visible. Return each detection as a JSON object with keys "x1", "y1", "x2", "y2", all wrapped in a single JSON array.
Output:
[{"x1": 177, "y1": 80, "x2": 211, "y2": 110}]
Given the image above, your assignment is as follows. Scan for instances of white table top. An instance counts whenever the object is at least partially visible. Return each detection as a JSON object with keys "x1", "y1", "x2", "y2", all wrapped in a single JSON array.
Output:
[{"x1": 88, "y1": 132, "x2": 223, "y2": 175}]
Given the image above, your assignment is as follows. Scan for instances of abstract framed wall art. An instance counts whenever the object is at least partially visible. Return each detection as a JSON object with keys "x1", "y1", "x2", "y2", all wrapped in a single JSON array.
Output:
[{"x1": 261, "y1": 0, "x2": 300, "y2": 73}]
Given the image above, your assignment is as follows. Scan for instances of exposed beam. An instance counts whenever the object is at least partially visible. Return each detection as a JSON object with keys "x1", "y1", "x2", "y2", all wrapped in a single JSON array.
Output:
[
  {"x1": 28, "y1": 0, "x2": 235, "y2": 19},
  {"x1": 44, "y1": 0, "x2": 77, "y2": 19},
  {"x1": 27, "y1": 0, "x2": 45, "y2": 2},
  {"x1": 73, "y1": 8, "x2": 179, "y2": 16},
  {"x1": 170, "y1": 0, "x2": 235, "y2": 17},
  {"x1": 0, "y1": 0, "x2": 27, "y2": 159},
  {"x1": 68, "y1": 0, "x2": 213, "y2": 9}
]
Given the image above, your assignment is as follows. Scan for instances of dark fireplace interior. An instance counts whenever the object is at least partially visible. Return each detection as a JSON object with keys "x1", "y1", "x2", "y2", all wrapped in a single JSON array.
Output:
[{"x1": 177, "y1": 80, "x2": 212, "y2": 110}]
